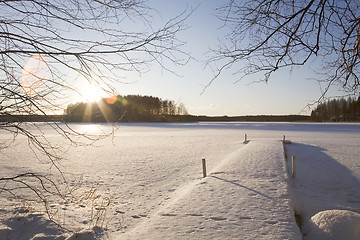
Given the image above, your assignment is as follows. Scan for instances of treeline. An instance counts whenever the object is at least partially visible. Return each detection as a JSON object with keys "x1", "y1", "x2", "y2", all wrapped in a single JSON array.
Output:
[
  {"x1": 0, "y1": 115, "x2": 64, "y2": 122},
  {"x1": 311, "y1": 97, "x2": 360, "y2": 122},
  {"x1": 0, "y1": 114, "x2": 310, "y2": 123},
  {"x1": 65, "y1": 95, "x2": 188, "y2": 122},
  {"x1": 197, "y1": 115, "x2": 310, "y2": 122}
]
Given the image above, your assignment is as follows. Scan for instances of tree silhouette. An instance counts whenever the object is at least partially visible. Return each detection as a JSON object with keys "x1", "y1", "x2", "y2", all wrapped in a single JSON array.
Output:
[
  {"x1": 311, "y1": 96, "x2": 360, "y2": 121},
  {"x1": 0, "y1": 0, "x2": 190, "y2": 226},
  {"x1": 65, "y1": 95, "x2": 189, "y2": 122}
]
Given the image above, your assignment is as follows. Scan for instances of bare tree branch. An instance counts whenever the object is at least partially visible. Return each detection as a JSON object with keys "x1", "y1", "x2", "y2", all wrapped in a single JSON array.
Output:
[
  {"x1": 0, "y1": 0, "x2": 191, "y2": 225},
  {"x1": 207, "y1": 0, "x2": 360, "y2": 98}
]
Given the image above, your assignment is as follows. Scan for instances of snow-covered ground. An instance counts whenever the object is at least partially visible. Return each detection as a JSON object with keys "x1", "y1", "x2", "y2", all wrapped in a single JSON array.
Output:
[
  {"x1": 0, "y1": 122, "x2": 359, "y2": 239},
  {"x1": 283, "y1": 124, "x2": 360, "y2": 240}
]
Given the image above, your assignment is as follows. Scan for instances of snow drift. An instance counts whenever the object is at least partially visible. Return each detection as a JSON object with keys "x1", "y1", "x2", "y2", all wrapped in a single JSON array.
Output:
[{"x1": 303, "y1": 210, "x2": 360, "y2": 240}]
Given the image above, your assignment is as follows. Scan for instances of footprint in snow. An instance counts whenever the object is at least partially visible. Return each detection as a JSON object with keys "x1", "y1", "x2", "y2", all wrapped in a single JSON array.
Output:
[
  {"x1": 209, "y1": 216, "x2": 227, "y2": 221},
  {"x1": 187, "y1": 213, "x2": 203, "y2": 217},
  {"x1": 161, "y1": 213, "x2": 177, "y2": 217},
  {"x1": 265, "y1": 220, "x2": 278, "y2": 225}
]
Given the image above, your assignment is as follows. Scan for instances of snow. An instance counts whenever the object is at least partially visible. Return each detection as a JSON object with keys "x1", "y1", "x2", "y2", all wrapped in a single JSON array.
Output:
[
  {"x1": 0, "y1": 213, "x2": 65, "y2": 240},
  {"x1": 283, "y1": 126, "x2": 360, "y2": 240},
  {"x1": 121, "y1": 139, "x2": 300, "y2": 239},
  {"x1": 1, "y1": 122, "x2": 360, "y2": 239},
  {"x1": 303, "y1": 210, "x2": 360, "y2": 240}
]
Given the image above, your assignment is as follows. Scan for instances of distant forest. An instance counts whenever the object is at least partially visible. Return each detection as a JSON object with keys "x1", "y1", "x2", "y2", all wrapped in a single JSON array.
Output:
[
  {"x1": 65, "y1": 95, "x2": 188, "y2": 122},
  {"x1": 63, "y1": 95, "x2": 313, "y2": 123},
  {"x1": 311, "y1": 97, "x2": 360, "y2": 122},
  {"x1": 5, "y1": 93, "x2": 344, "y2": 123}
]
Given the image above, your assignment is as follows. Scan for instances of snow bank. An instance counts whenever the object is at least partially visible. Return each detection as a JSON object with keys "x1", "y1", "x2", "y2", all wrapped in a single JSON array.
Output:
[
  {"x1": 0, "y1": 213, "x2": 66, "y2": 240},
  {"x1": 0, "y1": 211, "x2": 107, "y2": 240},
  {"x1": 66, "y1": 226, "x2": 107, "y2": 240},
  {"x1": 303, "y1": 210, "x2": 360, "y2": 240}
]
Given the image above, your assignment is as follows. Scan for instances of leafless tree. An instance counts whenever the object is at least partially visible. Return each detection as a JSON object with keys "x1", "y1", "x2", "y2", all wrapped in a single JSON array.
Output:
[
  {"x1": 0, "y1": 0, "x2": 190, "y2": 226},
  {"x1": 207, "y1": 0, "x2": 360, "y2": 100}
]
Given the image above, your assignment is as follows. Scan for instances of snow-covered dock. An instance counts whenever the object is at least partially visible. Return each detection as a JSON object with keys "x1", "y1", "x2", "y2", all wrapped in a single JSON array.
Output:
[{"x1": 122, "y1": 140, "x2": 302, "y2": 239}]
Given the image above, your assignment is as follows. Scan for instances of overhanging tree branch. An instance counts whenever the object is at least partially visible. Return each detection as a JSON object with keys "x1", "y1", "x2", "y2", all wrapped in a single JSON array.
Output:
[
  {"x1": 0, "y1": 0, "x2": 191, "y2": 228},
  {"x1": 207, "y1": 0, "x2": 360, "y2": 98}
]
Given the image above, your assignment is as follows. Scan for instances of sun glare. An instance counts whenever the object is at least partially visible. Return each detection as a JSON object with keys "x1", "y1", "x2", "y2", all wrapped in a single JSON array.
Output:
[
  {"x1": 21, "y1": 54, "x2": 48, "y2": 96},
  {"x1": 82, "y1": 84, "x2": 102, "y2": 102},
  {"x1": 79, "y1": 124, "x2": 103, "y2": 134}
]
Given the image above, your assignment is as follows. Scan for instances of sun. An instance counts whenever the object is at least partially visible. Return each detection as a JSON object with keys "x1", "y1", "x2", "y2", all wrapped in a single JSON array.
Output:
[{"x1": 81, "y1": 84, "x2": 103, "y2": 102}]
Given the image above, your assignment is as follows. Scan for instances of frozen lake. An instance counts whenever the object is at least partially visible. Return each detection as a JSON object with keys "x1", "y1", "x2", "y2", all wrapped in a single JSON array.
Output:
[{"x1": 1, "y1": 122, "x2": 360, "y2": 239}]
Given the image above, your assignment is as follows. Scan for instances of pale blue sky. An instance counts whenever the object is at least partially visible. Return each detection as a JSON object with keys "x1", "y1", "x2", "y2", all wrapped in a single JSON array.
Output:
[{"x1": 106, "y1": 0, "x2": 345, "y2": 116}]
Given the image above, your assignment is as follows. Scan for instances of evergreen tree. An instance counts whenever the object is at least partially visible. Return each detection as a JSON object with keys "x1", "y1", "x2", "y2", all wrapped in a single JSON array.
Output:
[{"x1": 311, "y1": 97, "x2": 360, "y2": 122}]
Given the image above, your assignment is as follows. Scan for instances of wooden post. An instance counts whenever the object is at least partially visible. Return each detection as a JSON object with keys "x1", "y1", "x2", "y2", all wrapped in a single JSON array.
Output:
[
  {"x1": 292, "y1": 156, "x2": 296, "y2": 179},
  {"x1": 283, "y1": 135, "x2": 291, "y2": 144},
  {"x1": 243, "y1": 134, "x2": 249, "y2": 144},
  {"x1": 202, "y1": 158, "x2": 207, "y2": 178}
]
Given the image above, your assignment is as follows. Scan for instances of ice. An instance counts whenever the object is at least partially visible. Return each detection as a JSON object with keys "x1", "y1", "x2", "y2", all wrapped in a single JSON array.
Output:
[{"x1": 1, "y1": 122, "x2": 360, "y2": 239}]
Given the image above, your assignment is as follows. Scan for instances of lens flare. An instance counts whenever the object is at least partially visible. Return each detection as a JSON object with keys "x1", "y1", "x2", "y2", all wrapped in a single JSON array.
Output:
[
  {"x1": 21, "y1": 54, "x2": 48, "y2": 96},
  {"x1": 106, "y1": 94, "x2": 117, "y2": 104}
]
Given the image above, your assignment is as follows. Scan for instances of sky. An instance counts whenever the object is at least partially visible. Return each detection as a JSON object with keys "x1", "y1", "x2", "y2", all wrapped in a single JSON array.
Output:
[{"x1": 77, "y1": 0, "x2": 346, "y2": 116}]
